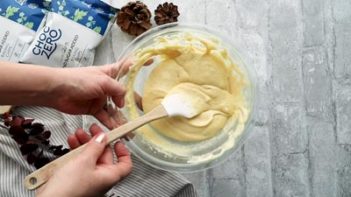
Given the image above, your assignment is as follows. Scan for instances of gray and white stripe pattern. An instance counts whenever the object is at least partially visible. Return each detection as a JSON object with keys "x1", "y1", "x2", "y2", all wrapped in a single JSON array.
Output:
[{"x1": 0, "y1": 106, "x2": 197, "y2": 197}]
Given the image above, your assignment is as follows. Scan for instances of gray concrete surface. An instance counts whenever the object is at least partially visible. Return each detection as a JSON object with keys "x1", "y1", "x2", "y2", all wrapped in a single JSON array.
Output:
[{"x1": 94, "y1": 0, "x2": 351, "y2": 196}]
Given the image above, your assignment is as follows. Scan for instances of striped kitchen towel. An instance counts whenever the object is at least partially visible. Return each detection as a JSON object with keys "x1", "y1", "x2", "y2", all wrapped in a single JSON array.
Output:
[{"x1": 0, "y1": 106, "x2": 197, "y2": 197}]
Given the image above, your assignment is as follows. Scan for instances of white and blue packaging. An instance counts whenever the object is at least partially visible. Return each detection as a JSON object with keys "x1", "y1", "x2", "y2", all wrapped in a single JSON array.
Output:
[
  {"x1": 0, "y1": 0, "x2": 47, "y2": 62},
  {"x1": 20, "y1": 0, "x2": 118, "y2": 67}
]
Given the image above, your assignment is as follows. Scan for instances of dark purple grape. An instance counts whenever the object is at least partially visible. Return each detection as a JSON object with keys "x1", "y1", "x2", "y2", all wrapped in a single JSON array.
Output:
[
  {"x1": 27, "y1": 153, "x2": 36, "y2": 164},
  {"x1": 42, "y1": 131, "x2": 51, "y2": 139},
  {"x1": 2, "y1": 112, "x2": 71, "y2": 169},
  {"x1": 42, "y1": 140, "x2": 50, "y2": 145},
  {"x1": 49, "y1": 145, "x2": 58, "y2": 151},
  {"x1": 13, "y1": 132, "x2": 29, "y2": 145},
  {"x1": 29, "y1": 123, "x2": 44, "y2": 135},
  {"x1": 1, "y1": 112, "x2": 11, "y2": 126},
  {"x1": 51, "y1": 145, "x2": 63, "y2": 150},
  {"x1": 20, "y1": 143, "x2": 39, "y2": 155},
  {"x1": 10, "y1": 116, "x2": 24, "y2": 127},
  {"x1": 34, "y1": 157, "x2": 50, "y2": 169},
  {"x1": 9, "y1": 125, "x2": 25, "y2": 136},
  {"x1": 22, "y1": 119, "x2": 34, "y2": 128},
  {"x1": 4, "y1": 119, "x2": 10, "y2": 127},
  {"x1": 61, "y1": 148, "x2": 70, "y2": 155},
  {"x1": 1, "y1": 112, "x2": 10, "y2": 119},
  {"x1": 53, "y1": 148, "x2": 63, "y2": 156}
]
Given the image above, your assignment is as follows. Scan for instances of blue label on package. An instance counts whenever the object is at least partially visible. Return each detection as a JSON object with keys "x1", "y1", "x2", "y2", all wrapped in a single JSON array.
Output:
[
  {"x1": 51, "y1": 0, "x2": 117, "y2": 35},
  {"x1": 83, "y1": 0, "x2": 116, "y2": 19},
  {"x1": 0, "y1": 0, "x2": 46, "y2": 31},
  {"x1": 26, "y1": 0, "x2": 52, "y2": 11}
]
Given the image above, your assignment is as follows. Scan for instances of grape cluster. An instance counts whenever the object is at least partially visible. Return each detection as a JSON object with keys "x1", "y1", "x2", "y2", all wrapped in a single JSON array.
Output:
[{"x1": 0, "y1": 112, "x2": 70, "y2": 169}]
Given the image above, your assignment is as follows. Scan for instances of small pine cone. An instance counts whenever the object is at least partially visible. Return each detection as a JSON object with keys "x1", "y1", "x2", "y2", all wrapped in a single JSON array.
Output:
[
  {"x1": 117, "y1": 1, "x2": 152, "y2": 36},
  {"x1": 154, "y1": 2, "x2": 180, "y2": 25}
]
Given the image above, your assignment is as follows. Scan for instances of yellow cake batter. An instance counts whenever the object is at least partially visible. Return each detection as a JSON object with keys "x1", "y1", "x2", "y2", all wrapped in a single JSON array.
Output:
[{"x1": 126, "y1": 32, "x2": 250, "y2": 143}]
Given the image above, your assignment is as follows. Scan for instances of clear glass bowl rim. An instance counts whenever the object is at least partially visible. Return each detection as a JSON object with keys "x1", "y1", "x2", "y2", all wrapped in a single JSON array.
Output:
[{"x1": 116, "y1": 22, "x2": 258, "y2": 173}]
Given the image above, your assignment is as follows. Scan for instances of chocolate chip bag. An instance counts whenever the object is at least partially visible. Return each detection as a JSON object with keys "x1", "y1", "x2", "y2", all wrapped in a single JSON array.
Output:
[
  {"x1": 20, "y1": 0, "x2": 117, "y2": 67},
  {"x1": 0, "y1": 0, "x2": 46, "y2": 62}
]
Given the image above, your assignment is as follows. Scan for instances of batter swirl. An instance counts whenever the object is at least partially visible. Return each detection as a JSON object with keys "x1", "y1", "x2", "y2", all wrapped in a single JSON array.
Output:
[{"x1": 127, "y1": 33, "x2": 249, "y2": 142}]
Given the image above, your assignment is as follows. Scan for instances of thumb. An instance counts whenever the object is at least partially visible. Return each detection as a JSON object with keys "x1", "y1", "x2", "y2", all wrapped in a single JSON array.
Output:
[{"x1": 82, "y1": 133, "x2": 107, "y2": 164}]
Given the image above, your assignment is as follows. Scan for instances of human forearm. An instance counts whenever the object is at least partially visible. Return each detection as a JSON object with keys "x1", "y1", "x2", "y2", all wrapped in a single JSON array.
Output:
[
  {"x1": 0, "y1": 61, "x2": 59, "y2": 107},
  {"x1": 0, "y1": 60, "x2": 129, "y2": 128}
]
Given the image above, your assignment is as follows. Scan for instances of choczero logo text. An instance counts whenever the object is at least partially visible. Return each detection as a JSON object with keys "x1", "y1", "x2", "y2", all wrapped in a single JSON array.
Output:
[{"x1": 32, "y1": 27, "x2": 62, "y2": 59}]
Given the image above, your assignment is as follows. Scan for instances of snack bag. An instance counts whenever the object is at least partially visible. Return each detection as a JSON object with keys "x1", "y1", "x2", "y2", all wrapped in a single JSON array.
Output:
[
  {"x1": 100, "y1": 0, "x2": 131, "y2": 9},
  {"x1": 0, "y1": 0, "x2": 46, "y2": 62},
  {"x1": 20, "y1": 0, "x2": 117, "y2": 67}
]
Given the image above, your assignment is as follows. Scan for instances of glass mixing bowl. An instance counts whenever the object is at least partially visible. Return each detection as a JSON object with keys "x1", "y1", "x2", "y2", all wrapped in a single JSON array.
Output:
[{"x1": 116, "y1": 23, "x2": 256, "y2": 172}]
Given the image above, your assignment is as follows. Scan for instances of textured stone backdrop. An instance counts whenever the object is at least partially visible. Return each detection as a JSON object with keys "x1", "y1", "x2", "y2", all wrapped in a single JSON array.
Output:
[{"x1": 93, "y1": 0, "x2": 351, "y2": 196}]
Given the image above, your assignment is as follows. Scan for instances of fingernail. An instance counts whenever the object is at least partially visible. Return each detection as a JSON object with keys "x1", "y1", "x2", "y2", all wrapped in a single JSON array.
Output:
[
  {"x1": 117, "y1": 98, "x2": 124, "y2": 108},
  {"x1": 95, "y1": 133, "x2": 105, "y2": 143}
]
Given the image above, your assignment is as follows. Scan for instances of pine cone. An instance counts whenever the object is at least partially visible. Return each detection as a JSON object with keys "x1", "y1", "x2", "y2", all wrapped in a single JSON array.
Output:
[
  {"x1": 154, "y1": 2, "x2": 180, "y2": 25},
  {"x1": 117, "y1": 1, "x2": 152, "y2": 36}
]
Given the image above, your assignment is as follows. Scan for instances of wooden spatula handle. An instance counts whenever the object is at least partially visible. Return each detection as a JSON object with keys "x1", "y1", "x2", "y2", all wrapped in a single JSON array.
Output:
[{"x1": 24, "y1": 105, "x2": 167, "y2": 190}]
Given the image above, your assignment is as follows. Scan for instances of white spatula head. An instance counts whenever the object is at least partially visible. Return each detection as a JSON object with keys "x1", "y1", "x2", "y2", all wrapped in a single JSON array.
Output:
[{"x1": 161, "y1": 93, "x2": 203, "y2": 118}]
